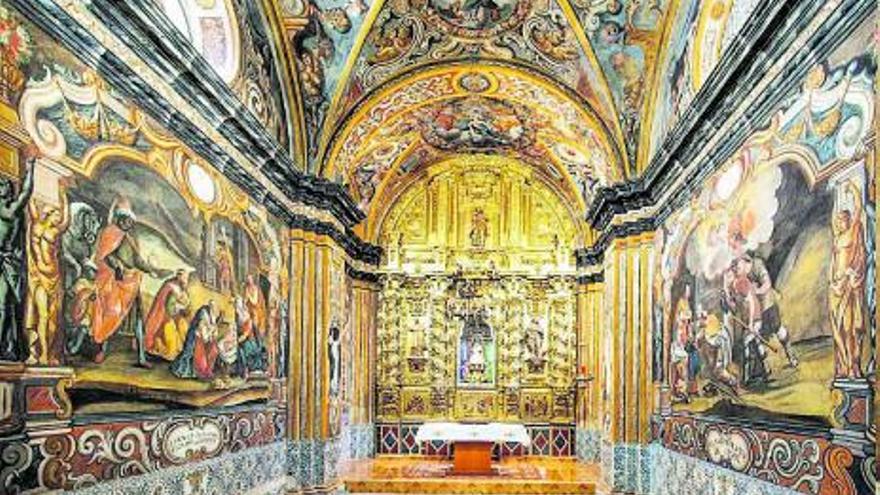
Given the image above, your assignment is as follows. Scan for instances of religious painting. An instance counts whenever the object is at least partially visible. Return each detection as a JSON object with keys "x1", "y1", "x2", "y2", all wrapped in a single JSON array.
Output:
[
  {"x1": 402, "y1": 388, "x2": 431, "y2": 419},
  {"x1": 656, "y1": 162, "x2": 873, "y2": 423},
  {"x1": 573, "y1": 0, "x2": 670, "y2": 155},
  {"x1": 428, "y1": 0, "x2": 528, "y2": 32},
  {"x1": 339, "y1": 0, "x2": 621, "y2": 151},
  {"x1": 0, "y1": 0, "x2": 292, "y2": 412},
  {"x1": 293, "y1": 0, "x2": 371, "y2": 161},
  {"x1": 456, "y1": 309, "x2": 496, "y2": 388},
  {"x1": 454, "y1": 390, "x2": 497, "y2": 419},
  {"x1": 51, "y1": 159, "x2": 284, "y2": 408},
  {"x1": 521, "y1": 390, "x2": 551, "y2": 422},
  {"x1": 421, "y1": 97, "x2": 535, "y2": 153},
  {"x1": 654, "y1": 46, "x2": 875, "y2": 423}
]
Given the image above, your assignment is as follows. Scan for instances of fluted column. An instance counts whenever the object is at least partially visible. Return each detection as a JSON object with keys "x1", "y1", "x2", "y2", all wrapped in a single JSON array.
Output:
[{"x1": 287, "y1": 229, "x2": 345, "y2": 494}]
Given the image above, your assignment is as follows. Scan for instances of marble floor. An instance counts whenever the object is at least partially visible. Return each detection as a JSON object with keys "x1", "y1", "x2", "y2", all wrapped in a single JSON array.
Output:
[{"x1": 341, "y1": 456, "x2": 606, "y2": 494}]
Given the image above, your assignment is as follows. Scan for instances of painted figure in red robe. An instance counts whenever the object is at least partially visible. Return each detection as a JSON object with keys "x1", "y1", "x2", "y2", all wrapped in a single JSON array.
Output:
[{"x1": 91, "y1": 197, "x2": 168, "y2": 367}]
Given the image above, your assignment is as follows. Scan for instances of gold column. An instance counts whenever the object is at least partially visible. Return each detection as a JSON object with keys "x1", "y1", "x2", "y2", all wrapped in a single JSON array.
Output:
[
  {"x1": 287, "y1": 229, "x2": 346, "y2": 492},
  {"x1": 593, "y1": 231, "x2": 655, "y2": 489},
  {"x1": 608, "y1": 239, "x2": 623, "y2": 445},
  {"x1": 576, "y1": 283, "x2": 589, "y2": 431},
  {"x1": 638, "y1": 233, "x2": 655, "y2": 443},
  {"x1": 351, "y1": 278, "x2": 379, "y2": 428}
]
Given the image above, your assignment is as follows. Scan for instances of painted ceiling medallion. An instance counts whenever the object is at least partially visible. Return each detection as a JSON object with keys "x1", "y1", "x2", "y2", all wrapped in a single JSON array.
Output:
[
  {"x1": 421, "y1": 96, "x2": 535, "y2": 152},
  {"x1": 424, "y1": 0, "x2": 531, "y2": 38},
  {"x1": 323, "y1": 0, "x2": 624, "y2": 168},
  {"x1": 456, "y1": 72, "x2": 493, "y2": 93}
]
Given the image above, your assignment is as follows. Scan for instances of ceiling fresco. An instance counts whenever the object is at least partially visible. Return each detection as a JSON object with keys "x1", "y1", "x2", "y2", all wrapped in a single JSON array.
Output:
[
  {"x1": 277, "y1": 0, "x2": 765, "y2": 212},
  {"x1": 292, "y1": 0, "x2": 374, "y2": 163},
  {"x1": 570, "y1": 0, "x2": 669, "y2": 162},
  {"x1": 644, "y1": 0, "x2": 761, "y2": 164},
  {"x1": 323, "y1": 66, "x2": 618, "y2": 215},
  {"x1": 311, "y1": 0, "x2": 627, "y2": 170}
]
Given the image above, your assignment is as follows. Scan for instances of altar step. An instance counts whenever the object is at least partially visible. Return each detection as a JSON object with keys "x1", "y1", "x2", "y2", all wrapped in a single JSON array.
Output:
[{"x1": 342, "y1": 457, "x2": 599, "y2": 494}]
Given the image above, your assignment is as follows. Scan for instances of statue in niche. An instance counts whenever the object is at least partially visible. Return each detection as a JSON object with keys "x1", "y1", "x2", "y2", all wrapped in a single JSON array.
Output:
[
  {"x1": 524, "y1": 315, "x2": 547, "y2": 374},
  {"x1": 457, "y1": 308, "x2": 495, "y2": 387},
  {"x1": 469, "y1": 208, "x2": 488, "y2": 248},
  {"x1": 406, "y1": 314, "x2": 429, "y2": 373},
  {"x1": 328, "y1": 323, "x2": 341, "y2": 397},
  {"x1": 0, "y1": 158, "x2": 34, "y2": 361}
]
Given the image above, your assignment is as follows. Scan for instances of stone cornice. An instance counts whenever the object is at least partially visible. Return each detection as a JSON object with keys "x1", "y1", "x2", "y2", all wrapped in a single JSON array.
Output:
[
  {"x1": 345, "y1": 264, "x2": 381, "y2": 284},
  {"x1": 577, "y1": 0, "x2": 874, "y2": 269}
]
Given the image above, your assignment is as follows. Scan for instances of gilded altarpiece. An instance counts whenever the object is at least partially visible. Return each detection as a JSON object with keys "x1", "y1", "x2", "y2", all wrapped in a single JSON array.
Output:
[
  {"x1": 373, "y1": 156, "x2": 582, "y2": 426},
  {"x1": 377, "y1": 274, "x2": 577, "y2": 423}
]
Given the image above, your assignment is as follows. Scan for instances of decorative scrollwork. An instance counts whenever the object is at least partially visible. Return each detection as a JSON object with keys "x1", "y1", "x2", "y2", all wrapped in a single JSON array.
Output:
[{"x1": 0, "y1": 440, "x2": 32, "y2": 494}]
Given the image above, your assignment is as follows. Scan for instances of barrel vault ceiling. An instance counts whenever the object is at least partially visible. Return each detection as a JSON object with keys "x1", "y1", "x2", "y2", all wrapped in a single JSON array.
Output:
[{"x1": 269, "y1": 0, "x2": 752, "y2": 217}]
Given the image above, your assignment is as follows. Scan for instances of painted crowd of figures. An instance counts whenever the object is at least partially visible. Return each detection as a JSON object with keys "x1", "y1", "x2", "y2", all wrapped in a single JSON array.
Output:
[
  {"x1": 62, "y1": 194, "x2": 269, "y2": 383},
  {"x1": 0, "y1": 159, "x2": 270, "y2": 388},
  {"x1": 669, "y1": 250, "x2": 801, "y2": 403},
  {"x1": 663, "y1": 167, "x2": 871, "y2": 409}
]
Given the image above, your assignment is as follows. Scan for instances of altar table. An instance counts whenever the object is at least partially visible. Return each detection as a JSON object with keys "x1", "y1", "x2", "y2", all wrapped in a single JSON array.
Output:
[{"x1": 415, "y1": 422, "x2": 530, "y2": 475}]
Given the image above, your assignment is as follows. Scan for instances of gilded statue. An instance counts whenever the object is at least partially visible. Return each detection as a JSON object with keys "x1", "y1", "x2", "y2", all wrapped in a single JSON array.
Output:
[
  {"x1": 524, "y1": 315, "x2": 547, "y2": 374},
  {"x1": 0, "y1": 158, "x2": 34, "y2": 361},
  {"x1": 830, "y1": 181, "x2": 867, "y2": 379},
  {"x1": 26, "y1": 195, "x2": 69, "y2": 365},
  {"x1": 469, "y1": 208, "x2": 488, "y2": 248}
]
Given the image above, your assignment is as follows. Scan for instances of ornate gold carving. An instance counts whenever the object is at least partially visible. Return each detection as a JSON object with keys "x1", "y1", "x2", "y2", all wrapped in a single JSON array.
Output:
[
  {"x1": 454, "y1": 390, "x2": 496, "y2": 419},
  {"x1": 401, "y1": 388, "x2": 431, "y2": 419},
  {"x1": 378, "y1": 273, "x2": 577, "y2": 421},
  {"x1": 376, "y1": 156, "x2": 581, "y2": 273},
  {"x1": 521, "y1": 390, "x2": 552, "y2": 422}
]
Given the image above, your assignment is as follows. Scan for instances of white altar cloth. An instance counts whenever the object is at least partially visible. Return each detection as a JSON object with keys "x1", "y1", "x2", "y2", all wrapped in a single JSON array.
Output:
[{"x1": 415, "y1": 422, "x2": 531, "y2": 447}]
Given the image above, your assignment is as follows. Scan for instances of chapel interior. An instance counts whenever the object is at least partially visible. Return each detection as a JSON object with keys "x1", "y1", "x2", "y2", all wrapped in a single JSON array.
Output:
[{"x1": 0, "y1": 0, "x2": 876, "y2": 494}]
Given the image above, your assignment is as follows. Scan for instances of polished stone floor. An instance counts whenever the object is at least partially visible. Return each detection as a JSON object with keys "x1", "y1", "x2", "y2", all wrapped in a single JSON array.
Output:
[{"x1": 342, "y1": 456, "x2": 606, "y2": 494}]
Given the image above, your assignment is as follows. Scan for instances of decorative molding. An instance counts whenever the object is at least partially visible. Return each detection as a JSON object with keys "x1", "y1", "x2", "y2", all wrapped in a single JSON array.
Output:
[
  {"x1": 656, "y1": 415, "x2": 874, "y2": 495},
  {"x1": 346, "y1": 264, "x2": 381, "y2": 284},
  {"x1": 3, "y1": 0, "x2": 382, "y2": 264},
  {"x1": 576, "y1": 0, "x2": 874, "y2": 268}
]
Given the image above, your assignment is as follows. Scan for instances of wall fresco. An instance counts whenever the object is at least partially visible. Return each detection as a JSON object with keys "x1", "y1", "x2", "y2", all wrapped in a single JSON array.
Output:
[
  {"x1": 0, "y1": 0, "x2": 290, "y2": 418},
  {"x1": 654, "y1": 32, "x2": 875, "y2": 421},
  {"x1": 649, "y1": 15, "x2": 876, "y2": 495}
]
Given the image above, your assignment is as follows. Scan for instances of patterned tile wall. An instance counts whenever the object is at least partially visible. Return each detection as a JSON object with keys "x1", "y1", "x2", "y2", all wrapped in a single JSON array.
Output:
[
  {"x1": 67, "y1": 442, "x2": 287, "y2": 495},
  {"x1": 650, "y1": 444, "x2": 801, "y2": 495},
  {"x1": 575, "y1": 428, "x2": 601, "y2": 462}
]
